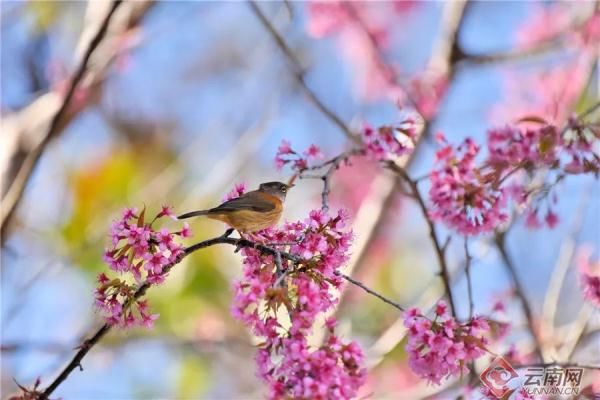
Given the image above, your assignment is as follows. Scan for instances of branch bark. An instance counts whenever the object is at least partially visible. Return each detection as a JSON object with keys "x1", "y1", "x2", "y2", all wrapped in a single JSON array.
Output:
[
  {"x1": 247, "y1": 0, "x2": 357, "y2": 142},
  {"x1": 1, "y1": 1, "x2": 155, "y2": 242},
  {"x1": 1, "y1": 1, "x2": 123, "y2": 240},
  {"x1": 495, "y1": 232, "x2": 544, "y2": 361},
  {"x1": 35, "y1": 229, "x2": 408, "y2": 399},
  {"x1": 388, "y1": 161, "x2": 457, "y2": 317}
]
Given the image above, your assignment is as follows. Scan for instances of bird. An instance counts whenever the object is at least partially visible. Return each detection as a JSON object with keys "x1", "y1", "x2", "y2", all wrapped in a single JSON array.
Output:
[{"x1": 178, "y1": 181, "x2": 293, "y2": 233}]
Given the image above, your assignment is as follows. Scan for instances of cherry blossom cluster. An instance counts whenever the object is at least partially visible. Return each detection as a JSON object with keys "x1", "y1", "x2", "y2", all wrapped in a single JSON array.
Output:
[
  {"x1": 430, "y1": 117, "x2": 599, "y2": 235},
  {"x1": 231, "y1": 208, "x2": 366, "y2": 399},
  {"x1": 403, "y1": 301, "x2": 491, "y2": 385},
  {"x1": 361, "y1": 118, "x2": 416, "y2": 161},
  {"x1": 487, "y1": 124, "x2": 560, "y2": 168},
  {"x1": 488, "y1": 120, "x2": 599, "y2": 175},
  {"x1": 95, "y1": 206, "x2": 191, "y2": 328},
  {"x1": 223, "y1": 182, "x2": 247, "y2": 201},
  {"x1": 274, "y1": 140, "x2": 323, "y2": 171},
  {"x1": 577, "y1": 247, "x2": 600, "y2": 308},
  {"x1": 429, "y1": 135, "x2": 508, "y2": 235},
  {"x1": 275, "y1": 118, "x2": 417, "y2": 177}
]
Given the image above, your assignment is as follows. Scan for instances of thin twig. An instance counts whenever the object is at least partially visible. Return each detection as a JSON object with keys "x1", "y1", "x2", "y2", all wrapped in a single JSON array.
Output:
[
  {"x1": 336, "y1": 272, "x2": 405, "y2": 312},
  {"x1": 495, "y1": 232, "x2": 544, "y2": 361},
  {"x1": 1, "y1": 0, "x2": 123, "y2": 238},
  {"x1": 464, "y1": 236, "x2": 474, "y2": 319},
  {"x1": 298, "y1": 149, "x2": 363, "y2": 211},
  {"x1": 341, "y1": 2, "x2": 421, "y2": 115},
  {"x1": 37, "y1": 227, "x2": 410, "y2": 398},
  {"x1": 456, "y1": 8, "x2": 599, "y2": 66},
  {"x1": 248, "y1": 0, "x2": 357, "y2": 142}
]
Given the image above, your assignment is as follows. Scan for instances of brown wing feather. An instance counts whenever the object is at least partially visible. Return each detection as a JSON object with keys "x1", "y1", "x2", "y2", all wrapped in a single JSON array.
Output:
[{"x1": 208, "y1": 191, "x2": 276, "y2": 213}]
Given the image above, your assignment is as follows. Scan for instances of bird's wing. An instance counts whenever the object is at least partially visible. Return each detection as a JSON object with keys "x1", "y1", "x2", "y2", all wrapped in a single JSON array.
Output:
[{"x1": 209, "y1": 191, "x2": 276, "y2": 213}]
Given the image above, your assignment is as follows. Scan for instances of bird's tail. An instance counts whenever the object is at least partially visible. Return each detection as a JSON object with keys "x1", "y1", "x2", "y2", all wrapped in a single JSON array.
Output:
[{"x1": 178, "y1": 210, "x2": 210, "y2": 219}]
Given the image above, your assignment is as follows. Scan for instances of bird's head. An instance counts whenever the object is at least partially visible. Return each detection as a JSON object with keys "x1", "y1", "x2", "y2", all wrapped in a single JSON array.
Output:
[{"x1": 258, "y1": 181, "x2": 294, "y2": 201}]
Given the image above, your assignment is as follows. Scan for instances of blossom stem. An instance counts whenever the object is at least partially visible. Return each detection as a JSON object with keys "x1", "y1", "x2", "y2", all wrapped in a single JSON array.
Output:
[
  {"x1": 298, "y1": 149, "x2": 363, "y2": 212},
  {"x1": 39, "y1": 228, "x2": 417, "y2": 398},
  {"x1": 248, "y1": 0, "x2": 358, "y2": 142},
  {"x1": 495, "y1": 232, "x2": 544, "y2": 361},
  {"x1": 336, "y1": 271, "x2": 405, "y2": 312},
  {"x1": 464, "y1": 237, "x2": 474, "y2": 319}
]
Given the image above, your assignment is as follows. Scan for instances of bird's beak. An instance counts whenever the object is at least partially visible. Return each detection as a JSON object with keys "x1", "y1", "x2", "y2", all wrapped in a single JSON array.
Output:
[{"x1": 287, "y1": 175, "x2": 297, "y2": 187}]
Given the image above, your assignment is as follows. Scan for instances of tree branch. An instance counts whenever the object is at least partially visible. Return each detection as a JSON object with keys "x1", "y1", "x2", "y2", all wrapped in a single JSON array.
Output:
[
  {"x1": 1, "y1": 1, "x2": 124, "y2": 240},
  {"x1": 495, "y1": 232, "x2": 544, "y2": 362},
  {"x1": 298, "y1": 149, "x2": 363, "y2": 212},
  {"x1": 387, "y1": 161, "x2": 457, "y2": 317},
  {"x1": 35, "y1": 226, "x2": 414, "y2": 398},
  {"x1": 336, "y1": 271, "x2": 405, "y2": 312},
  {"x1": 464, "y1": 236, "x2": 474, "y2": 319},
  {"x1": 247, "y1": 0, "x2": 357, "y2": 142}
]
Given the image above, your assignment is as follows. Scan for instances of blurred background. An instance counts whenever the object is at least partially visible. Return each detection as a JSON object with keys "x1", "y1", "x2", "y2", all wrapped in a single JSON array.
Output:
[{"x1": 1, "y1": 1, "x2": 599, "y2": 399}]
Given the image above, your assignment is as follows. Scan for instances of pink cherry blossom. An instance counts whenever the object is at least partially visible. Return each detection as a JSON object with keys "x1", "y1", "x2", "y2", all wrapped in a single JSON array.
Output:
[
  {"x1": 403, "y1": 302, "x2": 491, "y2": 385},
  {"x1": 429, "y1": 137, "x2": 508, "y2": 235},
  {"x1": 223, "y1": 182, "x2": 246, "y2": 201},
  {"x1": 360, "y1": 118, "x2": 415, "y2": 161},
  {"x1": 304, "y1": 144, "x2": 323, "y2": 160},
  {"x1": 96, "y1": 206, "x2": 189, "y2": 328},
  {"x1": 577, "y1": 247, "x2": 600, "y2": 308},
  {"x1": 231, "y1": 208, "x2": 366, "y2": 399}
]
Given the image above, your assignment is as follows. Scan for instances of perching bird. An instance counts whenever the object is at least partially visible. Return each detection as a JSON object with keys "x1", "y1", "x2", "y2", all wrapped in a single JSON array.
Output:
[{"x1": 178, "y1": 181, "x2": 293, "y2": 233}]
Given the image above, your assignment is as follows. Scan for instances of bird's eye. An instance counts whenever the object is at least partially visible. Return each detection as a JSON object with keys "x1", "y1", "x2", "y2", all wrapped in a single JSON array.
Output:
[{"x1": 281, "y1": 187, "x2": 287, "y2": 192}]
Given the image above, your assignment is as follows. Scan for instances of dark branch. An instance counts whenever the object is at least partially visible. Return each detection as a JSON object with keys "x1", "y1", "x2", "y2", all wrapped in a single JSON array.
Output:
[
  {"x1": 247, "y1": 0, "x2": 357, "y2": 142},
  {"x1": 36, "y1": 228, "x2": 406, "y2": 398},
  {"x1": 387, "y1": 161, "x2": 457, "y2": 317},
  {"x1": 495, "y1": 232, "x2": 544, "y2": 362},
  {"x1": 1, "y1": 0, "x2": 123, "y2": 239},
  {"x1": 464, "y1": 237, "x2": 474, "y2": 319},
  {"x1": 336, "y1": 271, "x2": 405, "y2": 312},
  {"x1": 298, "y1": 149, "x2": 363, "y2": 212}
]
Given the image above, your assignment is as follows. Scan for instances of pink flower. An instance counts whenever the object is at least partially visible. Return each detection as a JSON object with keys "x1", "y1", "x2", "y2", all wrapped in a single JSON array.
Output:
[
  {"x1": 278, "y1": 139, "x2": 294, "y2": 155},
  {"x1": 179, "y1": 222, "x2": 192, "y2": 238},
  {"x1": 360, "y1": 119, "x2": 415, "y2": 161},
  {"x1": 429, "y1": 138, "x2": 508, "y2": 235},
  {"x1": 155, "y1": 228, "x2": 173, "y2": 251},
  {"x1": 435, "y1": 300, "x2": 448, "y2": 317},
  {"x1": 578, "y1": 247, "x2": 600, "y2": 308},
  {"x1": 525, "y1": 210, "x2": 542, "y2": 229},
  {"x1": 303, "y1": 144, "x2": 323, "y2": 159},
  {"x1": 487, "y1": 124, "x2": 559, "y2": 168},
  {"x1": 157, "y1": 205, "x2": 175, "y2": 219},
  {"x1": 122, "y1": 207, "x2": 138, "y2": 220},
  {"x1": 231, "y1": 208, "x2": 365, "y2": 398},
  {"x1": 223, "y1": 182, "x2": 246, "y2": 201},
  {"x1": 545, "y1": 210, "x2": 559, "y2": 228},
  {"x1": 97, "y1": 273, "x2": 110, "y2": 285},
  {"x1": 274, "y1": 140, "x2": 310, "y2": 172},
  {"x1": 144, "y1": 252, "x2": 167, "y2": 274},
  {"x1": 97, "y1": 205, "x2": 190, "y2": 328},
  {"x1": 403, "y1": 302, "x2": 491, "y2": 385},
  {"x1": 274, "y1": 155, "x2": 286, "y2": 170}
]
